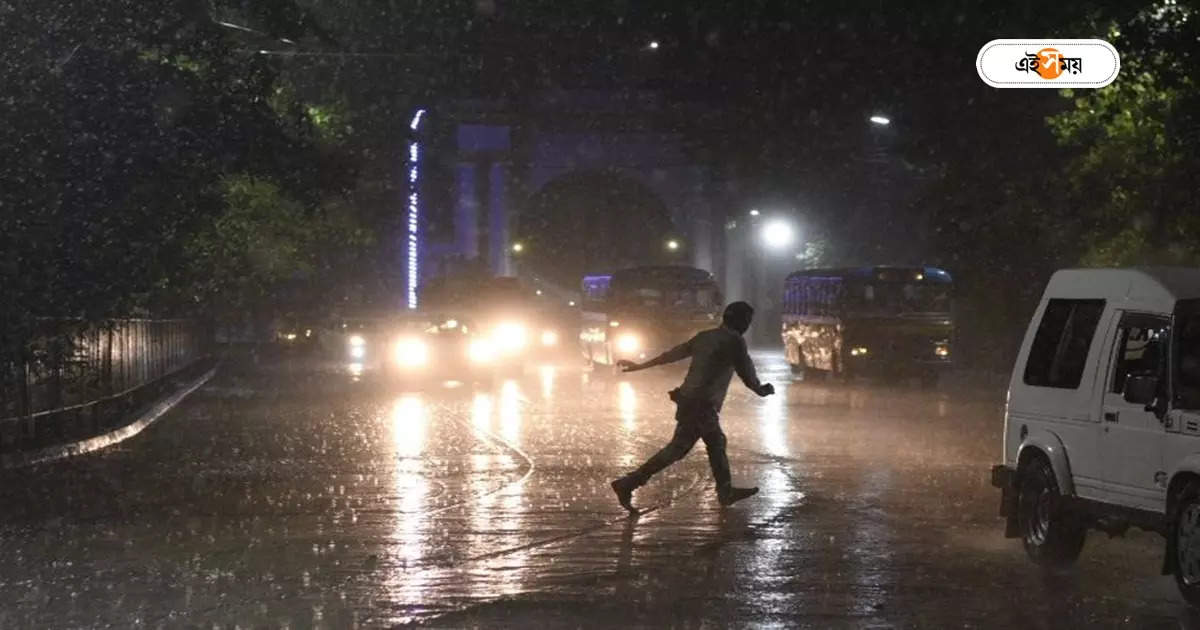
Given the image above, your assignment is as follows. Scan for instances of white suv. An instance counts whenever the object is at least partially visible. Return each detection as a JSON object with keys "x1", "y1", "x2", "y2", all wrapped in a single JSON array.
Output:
[{"x1": 992, "y1": 268, "x2": 1200, "y2": 606}]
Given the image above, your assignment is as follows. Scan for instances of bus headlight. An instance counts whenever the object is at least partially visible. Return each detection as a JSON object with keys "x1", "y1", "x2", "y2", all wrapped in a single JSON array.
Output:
[
  {"x1": 348, "y1": 334, "x2": 367, "y2": 359},
  {"x1": 469, "y1": 339, "x2": 496, "y2": 363},
  {"x1": 541, "y1": 330, "x2": 559, "y2": 346},
  {"x1": 393, "y1": 337, "x2": 429, "y2": 368},
  {"x1": 492, "y1": 322, "x2": 528, "y2": 352},
  {"x1": 615, "y1": 333, "x2": 641, "y2": 354}
]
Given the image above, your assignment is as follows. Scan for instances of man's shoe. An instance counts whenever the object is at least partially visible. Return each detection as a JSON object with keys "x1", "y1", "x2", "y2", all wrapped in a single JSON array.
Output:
[
  {"x1": 718, "y1": 486, "x2": 759, "y2": 507},
  {"x1": 611, "y1": 478, "x2": 636, "y2": 512}
]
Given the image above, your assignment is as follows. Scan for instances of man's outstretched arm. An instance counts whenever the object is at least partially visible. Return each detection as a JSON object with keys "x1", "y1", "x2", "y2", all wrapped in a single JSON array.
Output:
[
  {"x1": 618, "y1": 339, "x2": 693, "y2": 373},
  {"x1": 733, "y1": 337, "x2": 775, "y2": 397}
]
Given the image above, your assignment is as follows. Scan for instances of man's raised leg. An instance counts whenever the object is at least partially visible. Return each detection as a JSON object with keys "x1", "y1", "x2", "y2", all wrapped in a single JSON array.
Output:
[{"x1": 612, "y1": 422, "x2": 698, "y2": 510}]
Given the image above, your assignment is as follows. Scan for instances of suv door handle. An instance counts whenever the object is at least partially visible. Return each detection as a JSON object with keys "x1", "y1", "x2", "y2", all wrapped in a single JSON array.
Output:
[{"x1": 1104, "y1": 412, "x2": 1120, "y2": 423}]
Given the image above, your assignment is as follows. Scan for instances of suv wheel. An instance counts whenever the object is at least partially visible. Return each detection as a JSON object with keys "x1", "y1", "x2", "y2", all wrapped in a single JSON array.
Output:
[
  {"x1": 1172, "y1": 482, "x2": 1200, "y2": 607},
  {"x1": 1017, "y1": 454, "x2": 1085, "y2": 568}
]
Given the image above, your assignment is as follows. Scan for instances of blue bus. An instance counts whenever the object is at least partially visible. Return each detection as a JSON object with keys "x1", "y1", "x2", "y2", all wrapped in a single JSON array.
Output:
[{"x1": 782, "y1": 266, "x2": 954, "y2": 384}]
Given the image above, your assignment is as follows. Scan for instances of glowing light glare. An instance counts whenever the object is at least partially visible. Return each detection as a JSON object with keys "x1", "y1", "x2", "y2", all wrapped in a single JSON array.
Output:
[
  {"x1": 541, "y1": 330, "x2": 559, "y2": 346},
  {"x1": 493, "y1": 322, "x2": 528, "y2": 352},
  {"x1": 512, "y1": 242, "x2": 525, "y2": 253},
  {"x1": 936, "y1": 345, "x2": 950, "y2": 358},
  {"x1": 406, "y1": 107, "x2": 427, "y2": 310},
  {"x1": 618, "y1": 381, "x2": 637, "y2": 429},
  {"x1": 468, "y1": 338, "x2": 496, "y2": 363},
  {"x1": 616, "y1": 333, "x2": 641, "y2": 354},
  {"x1": 409, "y1": 108, "x2": 426, "y2": 131},
  {"x1": 761, "y1": 219, "x2": 795, "y2": 250},
  {"x1": 539, "y1": 365, "x2": 556, "y2": 399},
  {"x1": 348, "y1": 362, "x2": 364, "y2": 377},
  {"x1": 350, "y1": 346, "x2": 365, "y2": 359},
  {"x1": 850, "y1": 346, "x2": 870, "y2": 357},
  {"x1": 666, "y1": 239, "x2": 680, "y2": 251},
  {"x1": 394, "y1": 337, "x2": 429, "y2": 368},
  {"x1": 499, "y1": 380, "x2": 522, "y2": 442},
  {"x1": 749, "y1": 209, "x2": 760, "y2": 216},
  {"x1": 349, "y1": 335, "x2": 366, "y2": 347},
  {"x1": 609, "y1": 321, "x2": 620, "y2": 328},
  {"x1": 568, "y1": 300, "x2": 576, "y2": 307},
  {"x1": 869, "y1": 115, "x2": 891, "y2": 126},
  {"x1": 648, "y1": 40, "x2": 660, "y2": 50}
]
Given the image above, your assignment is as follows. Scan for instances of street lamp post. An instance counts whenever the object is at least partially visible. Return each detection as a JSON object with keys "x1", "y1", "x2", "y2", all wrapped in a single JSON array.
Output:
[{"x1": 724, "y1": 212, "x2": 799, "y2": 344}]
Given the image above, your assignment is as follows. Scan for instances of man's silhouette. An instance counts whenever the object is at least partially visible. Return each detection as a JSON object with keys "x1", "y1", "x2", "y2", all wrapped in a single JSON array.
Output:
[{"x1": 610, "y1": 301, "x2": 775, "y2": 511}]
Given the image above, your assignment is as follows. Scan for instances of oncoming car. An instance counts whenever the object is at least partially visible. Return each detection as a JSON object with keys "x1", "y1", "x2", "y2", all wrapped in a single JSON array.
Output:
[
  {"x1": 992, "y1": 268, "x2": 1200, "y2": 607},
  {"x1": 335, "y1": 315, "x2": 499, "y2": 382}
]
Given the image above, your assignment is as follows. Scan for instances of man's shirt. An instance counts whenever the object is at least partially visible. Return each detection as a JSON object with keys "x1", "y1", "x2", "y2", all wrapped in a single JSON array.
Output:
[{"x1": 659, "y1": 326, "x2": 762, "y2": 411}]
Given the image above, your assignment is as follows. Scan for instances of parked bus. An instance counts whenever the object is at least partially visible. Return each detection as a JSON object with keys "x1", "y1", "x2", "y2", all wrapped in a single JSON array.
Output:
[
  {"x1": 580, "y1": 266, "x2": 722, "y2": 368},
  {"x1": 782, "y1": 266, "x2": 954, "y2": 384}
]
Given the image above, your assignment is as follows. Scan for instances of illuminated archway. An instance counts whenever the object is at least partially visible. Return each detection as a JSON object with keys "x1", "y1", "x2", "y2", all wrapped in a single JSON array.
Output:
[{"x1": 517, "y1": 169, "x2": 675, "y2": 288}]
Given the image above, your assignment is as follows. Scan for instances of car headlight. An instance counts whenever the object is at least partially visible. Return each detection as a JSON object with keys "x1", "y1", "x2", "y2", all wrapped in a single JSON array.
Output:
[
  {"x1": 492, "y1": 322, "x2": 528, "y2": 352},
  {"x1": 394, "y1": 337, "x2": 429, "y2": 368},
  {"x1": 615, "y1": 333, "x2": 641, "y2": 354},
  {"x1": 541, "y1": 330, "x2": 559, "y2": 346},
  {"x1": 850, "y1": 346, "x2": 869, "y2": 357},
  {"x1": 469, "y1": 338, "x2": 496, "y2": 363}
]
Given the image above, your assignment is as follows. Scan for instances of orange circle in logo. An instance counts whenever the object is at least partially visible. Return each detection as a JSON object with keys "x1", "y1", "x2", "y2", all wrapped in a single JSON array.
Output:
[{"x1": 1036, "y1": 47, "x2": 1063, "y2": 79}]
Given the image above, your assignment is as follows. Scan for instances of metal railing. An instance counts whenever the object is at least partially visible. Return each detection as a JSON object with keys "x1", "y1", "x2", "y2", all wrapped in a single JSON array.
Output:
[{"x1": 0, "y1": 319, "x2": 210, "y2": 450}]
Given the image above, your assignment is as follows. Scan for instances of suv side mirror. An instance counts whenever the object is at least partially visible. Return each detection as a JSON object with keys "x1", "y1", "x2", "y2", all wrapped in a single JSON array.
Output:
[{"x1": 1124, "y1": 374, "x2": 1159, "y2": 405}]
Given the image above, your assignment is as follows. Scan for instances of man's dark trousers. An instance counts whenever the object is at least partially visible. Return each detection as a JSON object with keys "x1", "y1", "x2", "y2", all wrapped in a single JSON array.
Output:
[{"x1": 620, "y1": 396, "x2": 731, "y2": 489}]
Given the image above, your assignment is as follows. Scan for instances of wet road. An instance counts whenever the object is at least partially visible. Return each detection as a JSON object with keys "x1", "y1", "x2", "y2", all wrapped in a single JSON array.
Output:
[{"x1": 1, "y1": 352, "x2": 1197, "y2": 628}]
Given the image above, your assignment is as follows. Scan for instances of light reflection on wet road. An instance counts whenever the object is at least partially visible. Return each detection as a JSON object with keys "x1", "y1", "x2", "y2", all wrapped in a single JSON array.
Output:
[{"x1": 1, "y1": 352, "x2": 1198, "y2": 628}]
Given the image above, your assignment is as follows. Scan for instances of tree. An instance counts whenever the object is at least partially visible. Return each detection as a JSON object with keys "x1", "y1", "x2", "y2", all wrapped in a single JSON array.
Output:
[
  {"x1": 0, "y1": 0, "x2": 357, "y2": 358},
  {"x1": 1048, "y1": 0, "x2": 1200, "y2": 266}
]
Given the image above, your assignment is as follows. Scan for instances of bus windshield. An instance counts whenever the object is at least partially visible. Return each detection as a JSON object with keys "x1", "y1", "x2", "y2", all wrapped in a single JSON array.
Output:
[
  {"x1": 846, "y1": 281, "x2": 952, "y2": 315},
  {"x1": 612, "y1": 284, "x2": 720, "y2": 313}
]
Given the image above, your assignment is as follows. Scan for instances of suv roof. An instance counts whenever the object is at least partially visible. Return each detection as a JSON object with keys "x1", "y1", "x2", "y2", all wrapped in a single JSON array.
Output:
[{"x1": 1046, "y1": 267, "x2": 1200, "y2": 307}]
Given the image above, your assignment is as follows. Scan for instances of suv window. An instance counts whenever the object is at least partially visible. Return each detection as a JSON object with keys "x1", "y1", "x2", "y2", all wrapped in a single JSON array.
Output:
[
  {"x1": 1176, "y1": 301, "x2": 1200, "y2": 410},
  {"x1": 1024, "y1": 298, "x2": 1105, "y2": 389},
  {"x1": 1109, "y1": 314, "x2": 1170, "y2": 394}
]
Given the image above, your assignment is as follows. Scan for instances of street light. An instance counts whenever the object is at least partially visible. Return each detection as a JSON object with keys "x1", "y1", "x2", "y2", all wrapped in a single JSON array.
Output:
[
  {"x1": 761, "y1": 219, "x2": 795, "y2": 250},
  {"x1": 869, "y1": 115, "x2": 891, "y2": 126}
]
